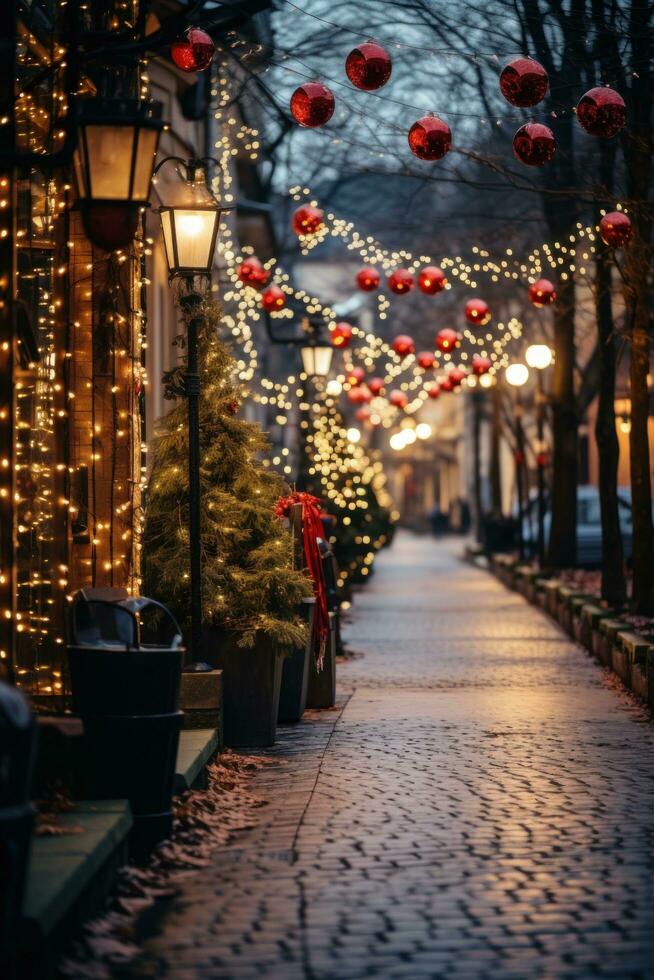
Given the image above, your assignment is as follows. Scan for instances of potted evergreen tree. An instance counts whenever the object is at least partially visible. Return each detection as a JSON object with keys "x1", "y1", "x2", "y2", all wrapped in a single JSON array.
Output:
[{"x1": 143, "y1": 298, "x2": 311, "y2": 747}]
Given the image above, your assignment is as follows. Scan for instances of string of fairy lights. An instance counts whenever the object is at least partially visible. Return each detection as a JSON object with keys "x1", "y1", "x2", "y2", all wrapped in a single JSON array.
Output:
[{"x1": 5, "y1": 18, "x2": 624, "y2": 685}]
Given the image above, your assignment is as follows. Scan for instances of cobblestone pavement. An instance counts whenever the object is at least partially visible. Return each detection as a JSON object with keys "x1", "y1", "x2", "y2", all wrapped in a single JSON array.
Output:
[{"x1": 130, "y1": 533, "x2": 654, "y2": 979}]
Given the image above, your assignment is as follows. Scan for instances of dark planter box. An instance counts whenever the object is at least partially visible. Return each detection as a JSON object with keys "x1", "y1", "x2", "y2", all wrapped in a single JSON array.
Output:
[
  {"x1": 279, "y1": 599, "x2": 315, "y2": 724},
  {"x1": 205, "y1": 629, "x2": 283, "y2": 747},
  {"x1": 306, "y1": 611, "x2": 336, "y2": 709}
]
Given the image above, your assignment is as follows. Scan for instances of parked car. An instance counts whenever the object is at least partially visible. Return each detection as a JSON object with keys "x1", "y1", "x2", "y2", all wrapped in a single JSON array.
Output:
[{"x1": 520, "y1": 485, "x2": 636, "y2": 567}]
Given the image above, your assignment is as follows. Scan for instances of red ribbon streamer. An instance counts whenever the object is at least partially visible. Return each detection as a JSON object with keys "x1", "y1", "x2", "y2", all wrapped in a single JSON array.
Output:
[{"x1": 275, "y1": 491, "x2": 330, "y2": 668}]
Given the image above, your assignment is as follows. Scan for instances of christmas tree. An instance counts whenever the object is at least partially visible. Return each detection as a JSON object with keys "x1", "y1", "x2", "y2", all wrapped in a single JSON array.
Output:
[{"x1": 143, "y1": 296, "x2": 312, "y2": 649}]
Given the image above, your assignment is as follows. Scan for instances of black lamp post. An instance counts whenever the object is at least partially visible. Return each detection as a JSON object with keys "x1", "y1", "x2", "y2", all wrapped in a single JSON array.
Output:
[
  {"x1": 155, "y1": 158, "x2": 229, "y2": 663},
  {"x1": 263, "y1": 311, "x2": 334, "y2": 486},
  {"x1": 505, "y1": 362, "x2": 529, "y2": 561},
  {"x1": 74, "y1": 99, "x2": 163, "y2": 251},
  {"x1": 525, "y1": 344, "x2": 553, "y2": 566}
]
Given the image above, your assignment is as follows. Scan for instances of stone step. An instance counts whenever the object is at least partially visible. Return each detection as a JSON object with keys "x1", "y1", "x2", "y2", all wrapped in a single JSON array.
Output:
[{"x1": 174, "y1": 727, "x2": 220, "y2": 794}]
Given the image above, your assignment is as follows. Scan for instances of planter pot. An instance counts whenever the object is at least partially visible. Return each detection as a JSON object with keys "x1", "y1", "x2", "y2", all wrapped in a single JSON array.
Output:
[
  {"x1": 204, "y1": 629, "x2": 283, "y2": 747},
  {"x1": 307, "y1": 611, "x2": 336, "y2": 709},
  {"x1": 279, "y1": 599, "x2": 315, "y2": 724},
  {"x1": 67, "y1": 646, "x2": 183, "y2": 857}
]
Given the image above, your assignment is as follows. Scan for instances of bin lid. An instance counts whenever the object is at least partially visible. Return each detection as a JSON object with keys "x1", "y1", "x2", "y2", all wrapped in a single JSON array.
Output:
[{"x1": 70, "y1": 593, "x2": 183, "y2": 651}]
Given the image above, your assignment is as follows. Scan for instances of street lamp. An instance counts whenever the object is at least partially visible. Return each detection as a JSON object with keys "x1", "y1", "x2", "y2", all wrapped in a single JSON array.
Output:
[
  {"x1": 74, "y1": 99, "x2": 163, "y2": 251},
  {"x1": 299, "y1": 318, "x2": 334, "y2": 378},
  {"x1": 155, "y1": 157, "x2": 230, "y2": 664},
  {"x1": 525, "y1": 344, "x2": 553, "y2": 564},
  {"x1": 505, "y1": 362, "x2": 529, "y2": 560}
]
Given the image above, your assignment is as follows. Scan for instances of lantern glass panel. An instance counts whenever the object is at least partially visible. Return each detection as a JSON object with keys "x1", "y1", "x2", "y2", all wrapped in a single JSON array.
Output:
[
  {"x1": 160, "y1": 208, "x2": 219, "y2": 275},
  {"x1": 132, "y1": 126, "x2": 160, "y2": 200},
  {"x1": 83, "y1": 124, "x2": 136, "y2": 201},
  {"x1": 301, "y1": 344, "x2": 333, "y2": 378}
]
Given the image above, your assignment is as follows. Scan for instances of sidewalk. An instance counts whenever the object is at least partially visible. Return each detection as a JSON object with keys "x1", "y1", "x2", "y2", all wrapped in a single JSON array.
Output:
[{"x1": 128, "y1": 531, "x2": 654, "y2": 979}]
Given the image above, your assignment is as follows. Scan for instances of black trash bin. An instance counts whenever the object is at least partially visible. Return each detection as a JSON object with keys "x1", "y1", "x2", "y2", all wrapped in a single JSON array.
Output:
[
  {"x1": 0, "y1": 682, "x2": 37, "y2": 980},
  {"x1": 67, "y1": 591, "x2": 184, "y2": 858}
]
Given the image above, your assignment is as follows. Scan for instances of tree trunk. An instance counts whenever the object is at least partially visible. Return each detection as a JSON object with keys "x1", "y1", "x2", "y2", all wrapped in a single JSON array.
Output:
[
  {"x1": 546, "y1": 273, "x2": 578, "y2": 567},
  {"x1": 623, "y1": 0, "x2": 654, "y2": 612},
  {"x1": 594, "y1": 244, "x2": 626, "y2": 608}
]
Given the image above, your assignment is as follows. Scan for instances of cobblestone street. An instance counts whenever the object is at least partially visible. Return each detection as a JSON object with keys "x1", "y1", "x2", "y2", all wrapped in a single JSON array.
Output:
[{"x1": 130, "y1": 532, "x2": 654, "y2": 979}]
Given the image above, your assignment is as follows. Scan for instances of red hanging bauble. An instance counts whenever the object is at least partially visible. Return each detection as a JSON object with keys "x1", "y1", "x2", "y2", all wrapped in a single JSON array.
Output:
[
  {"x1": 261, "y1": 285, "x2": 286, "y2": 312},
  {"x1": 392, "y1": 334, "x2": 415, "y2": 357},
  {"x1": 345, "y1": 41, "x2": 392, "y2": 91},
  {"x1": 426, "y1": 382, "x2": 441, "y2": 399},
  {"x1": 435, "y1": 328, "x2": 459, "y2": 353},
  {"x1": 464, "y1": 298, "x2": 491, "y2": 326},
  {"x1": 388, "y1": 389, "x2": 408, "y2": 409},
  {"x1": 408, "y1": 114, "x2": 452, "y2": 161},
  {"x1": 227, "y1": 400, "x2": 239, "y2": 416},
  {"x1": 448, "y1": 367, "x2": 467, "y2": 387},
  {"x1": 418, "y1": 265, "x2": 447, "y2": 294},
  {"x1": 599, "y1": 211, "x2": 632, "y2": 247},
  {"x1": 576, "y1": 87, "x2": 626, "y2": 138},
  {"x1": 171, "y1": 28, "x2": 215, "y2": 72},
  {"x1": 499, "y1": 57, "x2": 548, "y2": 107},
  {"x1": 528, "y1": 278, "x2": 556, "y2": 307},
  {"x1": 513, "y1": 123, "x2": 556, "y2": 167},
  {"x1": 440, "y1": 376, "x2": 454, "y2": 392},
  {"x1": 331, "y1": 321, "x2": 353, "y2": 348},
  {"x1": 368, "y1": 377, "x2": 385, "y2": 396},
  {"x1": 355, "y1": 406, "x2": 372, "y2": 422},
  {"x1": 290, "y1": 82, "x2": 335, "y2": 127},
  {"x1": 347, "y1": 366, "x2": 365, "y2": 387},
  {"x1": 417, "y1": 351, "x2": 435, "y2": 369},
  {"x1": 348, "y1": 385, "x2": 372, "y2": 405},
  {"x1": 356, "y1": 266, "x2": 380, "y2": 291},
  {"x1": 471, "y1": 355, "x2": 492, "y2": 376},
  {"x1": 387, "y1": 268, "x2": 413, "y2": 295},
  {"x1": 238, "y1": 256, "x2": 269, "y2": 287},
  {"x1": 292, "y1": 204, "x2": 324, "y2": 236}
]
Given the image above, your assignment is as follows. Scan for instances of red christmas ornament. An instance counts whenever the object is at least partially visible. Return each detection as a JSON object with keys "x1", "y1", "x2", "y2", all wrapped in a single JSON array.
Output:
[
  {"x1": 440, "y1": 376, "x2": 454, "y2": 392},
  {"x1": 513, "y1": 123, "x2": 556, "y2": 167},
  {"x1": 261, "y1": 285, "x2": 286, "y2": 312},
  {"x1": 408, "y1": 114, "x2": 452, "y2": 161},
  {"x1": 599, "y1": 211, "x2": 632, "y2": 248},
  {"x1": 499, "y1": 57, "x2": 548, "y2": 107},
  {"x1": 426, "y1": 382, "x2": 441, "y2": 399},
  {"x1": 238, "y1": 256, "x2": 269, "y2": 287},
  {"x1": 514, "y1": 450, "x2": 525, "y2": 466},
  {"x1": 368, "y1": 377, "x2": 385, "y2": 396},
  {"x1": 417, "y1": 351, "x2": 436, "y2": 369},
  {"x1": 388, "y1": 389, "x2": 408, "y2": 409},
  {"x1": 345, "y1": 42, "x2": 392, "y2": 91},
  {"x1": 418, "y1": 265, "x2": 447, "y2": 294},
  {"x1": 227, "y1": 400, "x2": 239, "y2": 416},
  {"x1": 331, "y1": 321, "x2": 354, "y2": 349},
  {"x1": 290, "y1": 82, "x2": 335, "y2": 128},
  {"x1": 355, "y1": 406, "x2": 372, "y2": 422},
  {"x1": 471, "y1": 355, "x2": 492, "y2": 376},
  {"x1": 292, "y1": 204, "x2": 324, "y2": 236},
  {"x1": 392, "y1": 334, "x2": 415, "y2": 357},
  {"x1": 356, "y1": 266, "x2": 380, "y2": 291},
  {"x1": 528, "y1": 278, "x2": 557, "y2": 307},
  {"x1": 577, "y1": 87, "x2": 626, "y2": 138},
  {"x1": 536, "y1": 451, "x2": 549, "y2": 467},
  {"x1": 348, "y1": 386, "x2": 371, "y2": 405},
  {"x1": 465, "y1": 298, "x2": 491, "y2": 326},
  {"x1": 448, "y1": 367, "x2": 467, "y2": 387},
  {"x1": 171, "y1": 28, "x2": 215, "y2": 72},
  {"x1": 435, "y1": 328, "x2": 459, "y2": 353},
  {"x1": 347, "y1": 366, "x2": 365, "y2": 387},
  {"x1": 387, "y1": 268, "x2": 414, "y2": 295}
]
